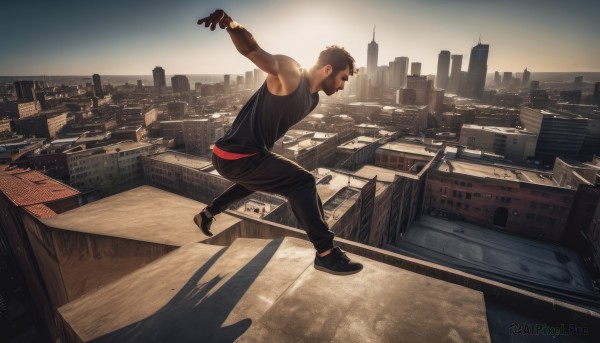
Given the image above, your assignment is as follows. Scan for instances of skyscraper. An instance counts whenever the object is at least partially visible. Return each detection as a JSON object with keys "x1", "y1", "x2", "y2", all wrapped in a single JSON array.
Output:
[
  {"x1": 406, "y1": 75, "x2": 432, "y2": 105},
  {"x1": 92, "y1": 74, "x2": 104, "y2": 98},
  {"x1": 254, "y1": 69, "x2": 266, "y2": 89},
  {"x1": 436, "y1": 51, "x2": 450, "y2": 90},
  {"x1": 153, "y1": 66, "x2": 166, "y2": 94},
  {"x1": 367, "y1": 27, "x2": 378, "y2": 82},
  {"x1": 502, "y1": 72, "x2": 512, "y2": 88},
  {"x1": 465, "y1": 42, "x2": 489, "y2": 99},
  {"x1": 448, "y1": 55, "x2": 462, "y2": 94},
  {"x1": 245, "y1": 71, "x2": 254, "y2": 90},
  {"x1": 594, "y1": 82, "x2": 600, "y2": 106},
  {"x1": 393, "y1": 57, "x2": 409, "y2": 89},
  {"x1": 411, "y1": 62, "x2": 421, "y2": 76},
  {"x1": 522, "y1": 68, "x2": 531, "y2": 87},
  {"x1": 13, "y1": 81, "x2": 36, "y2": 101},
  {"x1": 494, "y1": 71, "x2": 501, "y2": 87},
  {"x1": 171, "y1": 75, "x2": 190, "y2": 94}
]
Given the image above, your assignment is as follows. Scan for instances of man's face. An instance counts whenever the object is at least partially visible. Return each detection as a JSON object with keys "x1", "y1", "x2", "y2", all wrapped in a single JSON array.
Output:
[{"x1": 322, "y1": 66, "x2": 350, "y2": 96}]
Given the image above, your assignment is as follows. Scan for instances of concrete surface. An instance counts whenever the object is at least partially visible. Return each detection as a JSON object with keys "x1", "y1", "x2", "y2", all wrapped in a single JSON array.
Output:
[
  {"x1": 59, "y1": 237, "x2": 490, "y2": 343},
  {"x1": 393, "y1": 216, "x2": 595, "y2": 294},
  {"x1": 42, "y1": 185, "x2": 241, "y2": 246}
]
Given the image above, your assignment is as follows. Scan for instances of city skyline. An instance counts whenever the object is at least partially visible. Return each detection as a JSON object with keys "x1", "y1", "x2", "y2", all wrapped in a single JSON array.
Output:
[{"x1": 2, "y1": 0, "x2": 600, "y2": 76}]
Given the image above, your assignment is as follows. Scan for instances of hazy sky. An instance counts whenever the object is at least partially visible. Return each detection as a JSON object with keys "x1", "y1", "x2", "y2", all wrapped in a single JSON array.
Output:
[{"x1": 2, "y1": 0, "x2": 599, "y2": 76}]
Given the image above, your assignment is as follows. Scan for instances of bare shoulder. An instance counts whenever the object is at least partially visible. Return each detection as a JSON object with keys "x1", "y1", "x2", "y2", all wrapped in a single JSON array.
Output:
[{"x1": 266, "y1": 55, "x2": 302, "y2": 95}]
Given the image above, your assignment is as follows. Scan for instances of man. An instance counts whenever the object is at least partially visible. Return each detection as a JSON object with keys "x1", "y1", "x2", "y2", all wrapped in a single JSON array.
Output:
[{"x1": 195, "y1": 9, "x2": 362, "y2": 275}]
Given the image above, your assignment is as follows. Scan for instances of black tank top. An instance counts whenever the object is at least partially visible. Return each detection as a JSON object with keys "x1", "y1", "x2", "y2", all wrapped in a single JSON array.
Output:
[{"x1": 216, "y1": 70, "x2": 319, "y2": 154}]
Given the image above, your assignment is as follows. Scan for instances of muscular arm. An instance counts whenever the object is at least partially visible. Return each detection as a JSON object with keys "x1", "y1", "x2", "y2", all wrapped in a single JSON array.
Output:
[{"x1": 198, "y1": 9, "x2": 301, "y2": 95}]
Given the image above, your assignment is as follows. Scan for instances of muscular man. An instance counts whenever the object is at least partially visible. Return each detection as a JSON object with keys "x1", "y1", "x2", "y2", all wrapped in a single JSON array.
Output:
[{"x1": 195, "y1": 9, "x2": 362, "y2": 275}]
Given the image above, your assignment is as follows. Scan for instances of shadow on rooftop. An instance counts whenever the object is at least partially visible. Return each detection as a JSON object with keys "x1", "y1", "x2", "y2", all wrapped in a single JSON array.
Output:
[{"x1": 90, "y1": 239, "x2": 284, "y2": 342}]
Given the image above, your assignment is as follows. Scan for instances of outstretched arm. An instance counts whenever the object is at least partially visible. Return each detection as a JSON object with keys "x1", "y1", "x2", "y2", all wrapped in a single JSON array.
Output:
[
  {"x1": 198, "y1": 9, "x2": 279, "y2": 76},
  {"x1": 198, "y1": 9, "x2": 301, "y2": 94}
]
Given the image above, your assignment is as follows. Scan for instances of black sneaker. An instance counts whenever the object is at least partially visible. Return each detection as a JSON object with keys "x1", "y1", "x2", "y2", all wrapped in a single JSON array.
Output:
[
  {"x1": 314, "y1": 247, "x2": 363, "y2": 275},
  {"x1": 193, "y1": 211, "x2": 214, "y2": 237}
]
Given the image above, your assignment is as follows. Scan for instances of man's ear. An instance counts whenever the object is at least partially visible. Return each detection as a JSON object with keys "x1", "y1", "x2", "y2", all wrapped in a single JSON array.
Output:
[{"x1": 324, "y1": 65, "x2": 333, "y2": 77}]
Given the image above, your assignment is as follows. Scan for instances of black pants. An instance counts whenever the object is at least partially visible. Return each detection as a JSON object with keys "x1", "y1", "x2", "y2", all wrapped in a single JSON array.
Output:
[{"x1": 207, "y1": 151, "x2": 334, "y2": 253}]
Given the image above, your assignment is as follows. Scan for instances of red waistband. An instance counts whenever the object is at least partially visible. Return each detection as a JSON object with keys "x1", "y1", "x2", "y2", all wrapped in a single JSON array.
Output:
[{"x1": 213, "y1": 145, "x2": 257, "y2": 160}]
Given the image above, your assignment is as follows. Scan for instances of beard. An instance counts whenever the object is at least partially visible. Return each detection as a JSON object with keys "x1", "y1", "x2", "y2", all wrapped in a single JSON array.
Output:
[{"x1": 321, "y1": 73, "x2": 338, "y2": 96}]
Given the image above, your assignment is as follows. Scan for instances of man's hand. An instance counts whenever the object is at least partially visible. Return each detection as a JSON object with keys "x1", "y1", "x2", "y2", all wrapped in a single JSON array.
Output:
[{"x1": 197, "y1": 9, "x2": 234, "y2": 31}]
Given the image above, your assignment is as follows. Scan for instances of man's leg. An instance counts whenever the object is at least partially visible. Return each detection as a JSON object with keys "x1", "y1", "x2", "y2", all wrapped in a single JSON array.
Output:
[{"x1": 206, "y1": 183, "x2": 254, "y2": 215}]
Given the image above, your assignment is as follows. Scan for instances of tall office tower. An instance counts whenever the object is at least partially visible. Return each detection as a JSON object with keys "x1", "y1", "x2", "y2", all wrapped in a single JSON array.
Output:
[
  {"x1": 236, "y1": 75, "x2": 244, "y2": 88},
  {"x1": 245, "y1": 71, "x2": 254, "y2": 90},
  {"x1": 494, "y1": 71, "x2": 501, "y2": 86},
  {"x1": 367, "y1": 26, "x2": 378, "y2": 83},
  {"x1": 13, "y1": 81, "x2": 36, "y2": 101},
  {"x1": 92, "y1": 74, "x2": 104, "y2": 98},
  {"x1": 153, "y1": 66, "x2": 166, "y2": 94},
  {"x1": 530, "y1": 80, "x2": 540, "y2": 90},
  {"x1": 171, "y1": 75, "x2": 190, "y2": 94},
  {"x1": 594, "y1": 82, "x2": 600, "y2": 105},
  {"x1": 574, "y1": 76, "x2": 583, "y2": 87},
  {"x1": 520, "y1": 107, "x2": 588, "y2": 164},
  {"x1": 436, "y1": 50, "x2": 450, "y2": 89},
  {"x1": 136, "y1": 80, "x2": 143, "y2": 89},
  {"x1": 393, "y1": 57, "x2": 409, "y2": 88},
  {"x1": 410, "y1": 62, "x2": 421, "y2": 76},
  {"x1": 530, "y1": 90, "x2": 549, "y2": 109},
  {"x1": 254, "y1": 69, "x2": 266, "y2": 89},
  {"x1": 358, "y1": 67, "x2": 368, "y2": 101},
  {"x1": 406, "y1": 75, "x2": 432, "y2": 105},
  {"x1": 502, "y1": 72, "x2": 512, "y2": 88},
  {"x1": 465, "y1": 42, "x2": 489, "y2": 99},
  {"x1": 448, "y1": 55, "x2": 462, "y2": 94},
  {"x1": 522, "y1": 68, "x2": 531, "y2": 87},
  {"x1": 224, "y1": 74, "x2": 230, "y2": 87}
]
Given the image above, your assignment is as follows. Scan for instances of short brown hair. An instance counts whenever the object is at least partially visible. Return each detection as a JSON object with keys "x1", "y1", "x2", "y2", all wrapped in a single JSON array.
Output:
[{"x1": 316, "y1": 45, "x2": 357, "y2": 76}]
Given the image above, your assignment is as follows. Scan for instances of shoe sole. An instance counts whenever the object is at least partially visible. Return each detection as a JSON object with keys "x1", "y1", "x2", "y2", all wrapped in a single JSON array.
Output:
[
  {"x1": 313, "y1": 264, "x2": 363, "y2": 275},
  {"x1": 193, "y1": 216, "x2": 213, "y2": 237}
]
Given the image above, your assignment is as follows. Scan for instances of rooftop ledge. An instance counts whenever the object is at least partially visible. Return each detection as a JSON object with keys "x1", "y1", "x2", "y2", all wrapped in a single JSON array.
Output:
[{"x1": 32, "y1": 186, "x2": 599, "y2": 342}]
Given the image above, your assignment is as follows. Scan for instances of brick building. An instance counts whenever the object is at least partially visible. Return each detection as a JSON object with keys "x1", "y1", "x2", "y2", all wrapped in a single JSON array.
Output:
[
  {"x1": 375, "y1": 140, "x2": 438, "y2": 172},
  {"x1": 424, "y1": 157, "x2": 576, "y2": 242}
]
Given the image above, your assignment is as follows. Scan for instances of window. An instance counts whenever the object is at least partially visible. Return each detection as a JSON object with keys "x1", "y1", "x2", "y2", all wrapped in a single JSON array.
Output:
[
  {"x1": 466, "y1": 193, "x2": 472, "y2": 199},
  {"x1": 530, "y1": 202, "x2": 538, "y2": 209},
  {"x1": 540, "y1": 203, "x2": 549, "y2": 210}
]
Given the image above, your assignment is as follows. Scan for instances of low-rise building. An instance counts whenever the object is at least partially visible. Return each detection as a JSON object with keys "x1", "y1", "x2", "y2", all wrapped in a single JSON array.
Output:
[
  {"x1": 14, "y1": 111, "x2": 68, "y2": 139},
  {"x1": 273, "y1": 130, "x2": 338, "y2": 170},
  {"x1": 336, "y1": 136, "x2": 383, "y2": 171},
  {"x1": 183, "y1": 115, "x2": 225, "y2": 156},
  {"x1": 113, "y1": 125, "x2": 144, "y2": 142},
  {"x1": 459, "y1": 124, "x2": 537, "y2": 162},
  {"x1": 375, "y1": 140, "x2": 438, "y2": 172},
  {"x1": 424, "y1": 154, "x2": 576, "y2": 242},
  {"x1": 66, "y1": 141, "x2": 154, "y2": 192}
]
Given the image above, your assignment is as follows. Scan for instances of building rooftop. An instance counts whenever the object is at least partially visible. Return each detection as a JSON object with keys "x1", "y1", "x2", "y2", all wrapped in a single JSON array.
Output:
[
  {"x1": 67, "y1": 141, "x2": 151, "y2": 156},
  {"x1": 337, "y1": 136, "x2": 379, "y2": 151},
  {"x1": 148, "y1": 151, "x2": 213, "y2": 170},
  {"x1": 314, "y1": 168, "x2": 371, "y2": 202},
  {"x1": 436, "y1": 158, "x2": 561, "y2": 186},
  {"x1": 42, "y1": 185, "x2": 240, "y2": 247},
  {"x1": 34, "y1": 186, "x2": 598, "y2": 342},
  {"x1": 378, "y1": 141, "x2": 438, "y2": 157},
  {"x1": 462, "y1": 124, "x2": 536, "y2": 136},
  {"x1": 0, "y1": 166, "x2": 79, "y2": 218},
  {"x1": 393, "y1": 215, "x2": 597, "y2": 297}
]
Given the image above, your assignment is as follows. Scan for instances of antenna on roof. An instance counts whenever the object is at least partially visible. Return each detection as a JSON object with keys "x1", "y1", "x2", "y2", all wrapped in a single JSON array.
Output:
[
  {"x1": 478, "y1": 34, "x2": 481, "y2": 44},
  {"x1": 373, "y1": 25, "x2": 376, "y2": 42}
]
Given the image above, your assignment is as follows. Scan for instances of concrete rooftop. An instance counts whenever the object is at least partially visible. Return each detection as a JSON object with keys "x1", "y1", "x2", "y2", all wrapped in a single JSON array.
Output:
[
  {"x1": 38, "y1": 186, "x2": 599, "y2": 342},
  {"x1": 42, "y1": 185, "x2": 240, "y2": 246},
  {"x1": 59, "y1": 237, "x2": 490, "y2": 342}
]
